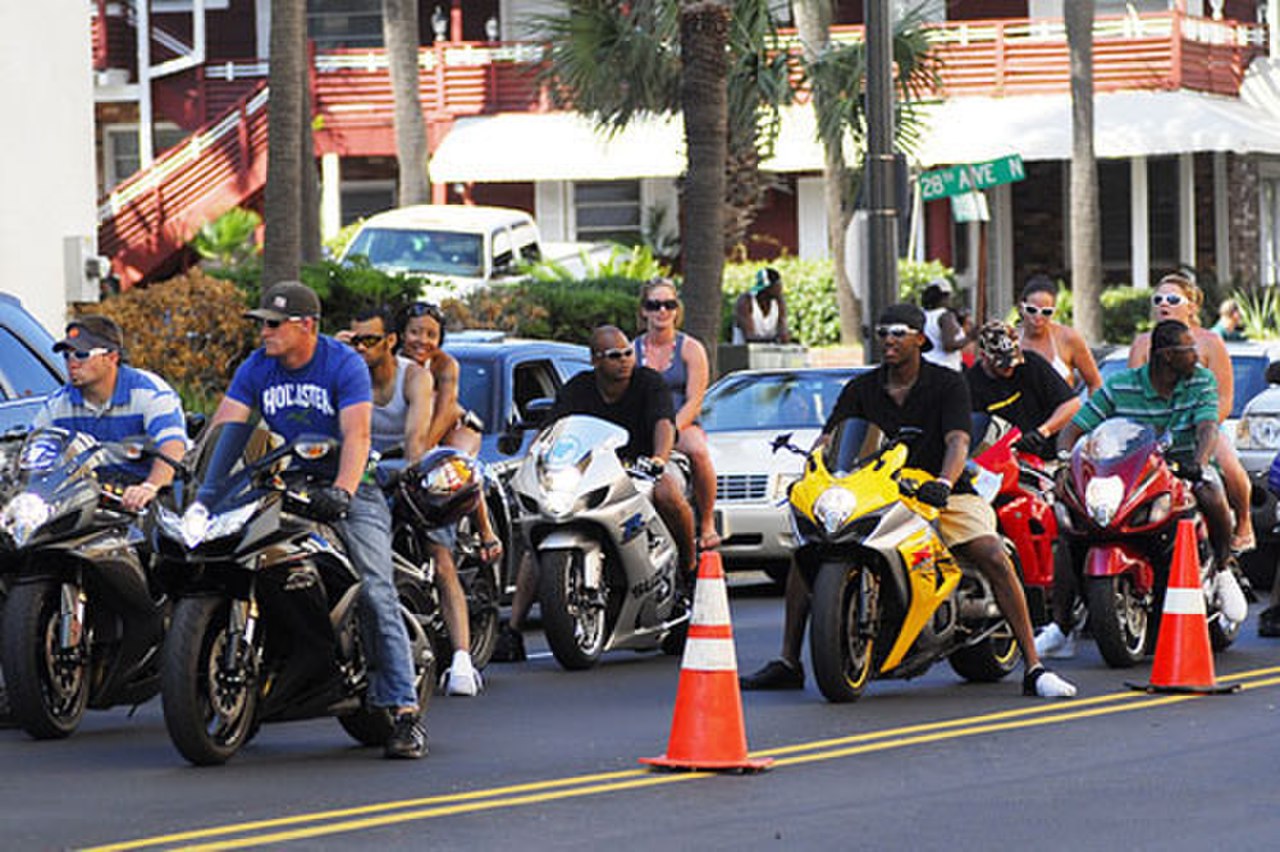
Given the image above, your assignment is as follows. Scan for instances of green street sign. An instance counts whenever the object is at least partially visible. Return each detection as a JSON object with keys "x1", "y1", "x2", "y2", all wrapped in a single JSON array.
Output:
[{"x1": 919, "y1": 155, "x2": 1026, "y2": 201}]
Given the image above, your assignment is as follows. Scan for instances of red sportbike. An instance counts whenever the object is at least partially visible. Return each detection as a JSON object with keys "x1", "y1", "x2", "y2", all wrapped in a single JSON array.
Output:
[
  {"x1": 1055, "y1": 418, "x2": 1239, "y2": 667},
  {"x1": 971, "y1": 417, "x2": 1061, "y2": 628}
]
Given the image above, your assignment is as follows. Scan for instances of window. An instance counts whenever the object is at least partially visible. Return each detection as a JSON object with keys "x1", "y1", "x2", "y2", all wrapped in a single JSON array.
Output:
[
  {"x1": 0, "y1": 327, "x2": 62, "y2": 401},
  {"x1": 153, "y1": 1, "x2": 231, "y2": 10},
  {"x1": 574, "y1": 181, "x2": 641, "y2": 242},
  {"x1": 340, "y1": 182, "x2": 394, "y2": 226},
  {"x1": 103, "y1": 125, "x2": 187, "y2": 190},
  {"x1": 1262, "y1": 175, "x2": 1280, "y2": 286},
  {"x1": 1097, "y1": 157, "x2": 1178, "y2": 276},
  {"x1": 512, "y1": 361, "x2": 559, "y2": 422},
  {"x1": 308, "y1": 0, "x2": 383, "y2": 50}
]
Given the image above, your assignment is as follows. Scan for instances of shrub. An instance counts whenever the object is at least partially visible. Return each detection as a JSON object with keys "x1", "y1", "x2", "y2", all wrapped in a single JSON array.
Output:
[
  {"x1": 300, "y1": 258, "x2": 432, "y2": 333},
  {"x1": 1099, "y1": 286, "x2": 1154, "y2": 343},
  {"x1": 78, "y1": 270, "x2": 258, "y2": 414},
  {"x1": 456, "y1": 278, "x2": 644, "y2": 345}
]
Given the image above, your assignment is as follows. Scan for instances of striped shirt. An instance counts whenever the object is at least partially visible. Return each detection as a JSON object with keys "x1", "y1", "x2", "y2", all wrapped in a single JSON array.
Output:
[
  {"x1": 34, "y1": 365, "x2": 188, "y2": 479},
  {"x1": 1071, "y1": 364, "x2": 1218, "y2": 454}
]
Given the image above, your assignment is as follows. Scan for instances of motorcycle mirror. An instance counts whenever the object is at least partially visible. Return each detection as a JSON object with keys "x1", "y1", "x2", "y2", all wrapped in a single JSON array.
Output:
[
  {"x1": 771, "y1": 432, "x2": 794, "y2": 454},
  {"x1": 185, "y1": 412, "x2": 207, "y2": 441}
]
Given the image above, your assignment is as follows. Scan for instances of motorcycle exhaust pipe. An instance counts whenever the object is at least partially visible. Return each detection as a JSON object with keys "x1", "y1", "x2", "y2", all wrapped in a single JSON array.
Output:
[{"x1": 958, "y1": 597, "x2": 1000, "y2": 620}]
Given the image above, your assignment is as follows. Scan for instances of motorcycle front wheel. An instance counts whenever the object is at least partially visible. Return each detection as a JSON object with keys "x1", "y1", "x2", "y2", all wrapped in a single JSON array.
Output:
[
  {"x1": 1, "y1": 581, "x2": 90, "y2": 739},
  {"x1": 162, "y1": 596, "x2": 259, "y2": 766},
  {"x1": 810, "y1": 562, "x2": 875, "y2": 703},
  {"x1": 539, "y1": 549, "x2": 609, "y2": 670},
  {"x1": 1087, "y1": 574, "x2": 1148, "y2": 668}
]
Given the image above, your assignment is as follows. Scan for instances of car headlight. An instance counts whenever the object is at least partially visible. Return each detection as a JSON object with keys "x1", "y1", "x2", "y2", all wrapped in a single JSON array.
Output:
[
  {"x1": 813, "y1": 487, "x2": 858, "y2": 535},
  {"x1": 1085, "y1": 475, "x2": 1125, "y2": 527},
  {"x1": 1238, "y1": 414, "x2": 1280, "y2": 451},
  {"x1": 1, "y1": 492, "x2": 51, "y2": 547}
]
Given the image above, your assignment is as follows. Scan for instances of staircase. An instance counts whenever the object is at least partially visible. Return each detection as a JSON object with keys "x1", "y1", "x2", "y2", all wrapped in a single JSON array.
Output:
[{"x1": 97, "y1": 82, "x2": 269, "y2": 288}]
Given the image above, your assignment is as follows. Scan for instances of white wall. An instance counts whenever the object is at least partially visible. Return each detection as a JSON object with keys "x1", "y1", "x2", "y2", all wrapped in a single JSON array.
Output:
[{"x1": 0, "y1": 3, "x2": 97, "y2": 334}]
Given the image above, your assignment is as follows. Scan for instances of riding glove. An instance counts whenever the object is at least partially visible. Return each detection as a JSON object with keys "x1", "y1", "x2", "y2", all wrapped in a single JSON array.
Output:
[
  {"x1": 916, "y1": 479, "x2": 951, "y2": 508},
  {"x1": 308, "y1": 485, "x2": 352, "y2": 522}
]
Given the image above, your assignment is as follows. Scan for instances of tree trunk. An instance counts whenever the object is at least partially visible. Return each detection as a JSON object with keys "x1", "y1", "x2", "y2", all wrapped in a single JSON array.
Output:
[
  {"x1": 300, "y1": 45, "x2": 322, "y2": 265},
  {"x1": 1066, "y1": 0, "x2": 1103, "y2": 343},
  {"x1": 383, "y1": 0, "x2": 429, "y2": 206},
  {"x1": 263, "y1": 0, "x2": 304, "y2": 285},
  {"x1": 793, "y1": 0, "x2": 860, "y2": 345},
  {"x1": 680, "y1": 2, "x2": 730, "y2": 374}
]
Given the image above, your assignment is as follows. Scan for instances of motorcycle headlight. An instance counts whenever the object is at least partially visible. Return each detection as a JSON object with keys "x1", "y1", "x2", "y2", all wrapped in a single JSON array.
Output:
[
  {"x1": 1084, "y1": 475, "x2": 1125, "y2": 527},
  {"x1": 539, "y1": 465, "x2": 583, "y2": 517},
  {"x1": 1238, "y1": 414, "x2": 1280, "y2": 450},
  {"x1": 162, "y1": 500, "x2": 260, "y2": 549},
  {"x1": 813, "y1": 487, "x2": 858, "y2": 536},
  {"x1": 1, "y1": 492, "x2": 52, "y2": 547}
]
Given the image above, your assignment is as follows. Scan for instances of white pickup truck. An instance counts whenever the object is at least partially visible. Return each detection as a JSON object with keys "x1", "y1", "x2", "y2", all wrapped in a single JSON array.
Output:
[{"x1": 339, "y1": 204, "x2": 611, "y2": 299}]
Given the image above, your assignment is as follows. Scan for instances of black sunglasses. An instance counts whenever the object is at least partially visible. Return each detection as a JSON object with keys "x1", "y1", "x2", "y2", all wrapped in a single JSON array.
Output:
[
  {"x1": 644, "y1": 298, "x2": 680, "y2": 312},
  {"x1": 349, "y1": 334, "x2": 386, "y2": 349},
  {"x1": 257, "y1": 317, "x2": 304, "y2": 330},
  {"x1": 405, "y1": 301, "x2": 444, "y2": 321}
]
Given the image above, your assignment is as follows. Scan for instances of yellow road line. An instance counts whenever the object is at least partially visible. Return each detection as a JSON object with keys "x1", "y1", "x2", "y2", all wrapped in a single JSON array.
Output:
[{"x1": 85, "y1": 667, "x2": 1280, "y2": 852}]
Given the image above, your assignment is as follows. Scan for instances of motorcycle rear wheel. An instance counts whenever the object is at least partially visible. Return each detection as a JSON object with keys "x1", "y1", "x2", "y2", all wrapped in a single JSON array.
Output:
[
  {"x1": 467, "y1": 565, "x2": 501, "y2": 670},
  {"x1": 162, "y1": 597, "x2": 259, "y2": 766},
  {"x1": 339, "y1": 600, "x2": 436, "y2": 745},
  {"x1": 1, "y1": 581, "x2": 90, "y2": 739},
  {"x1": 1087, "y1": 574, "x2": 1148, "y2": 668},
  {"x1": 539, "y1": 549, "x2": 609, "y2": 670},
  {"x1": 810, "y1": 562, "x2": 875, "y2": 703}
]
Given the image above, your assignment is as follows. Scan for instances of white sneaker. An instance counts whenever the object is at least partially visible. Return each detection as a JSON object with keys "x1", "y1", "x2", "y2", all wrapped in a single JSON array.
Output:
[
  {"x1": 1024, "y1": 666, "x2": 1077, "y2": 698},
  {"x1": 443, "y1": 665, "x2": 483, "y2": 696},
  {"x1": 1213, "y1": 569, "x2": 1248, "y2": 624},
  {"x1": 1034, "y1": 623, "x2": 1076, "y2": 659}
]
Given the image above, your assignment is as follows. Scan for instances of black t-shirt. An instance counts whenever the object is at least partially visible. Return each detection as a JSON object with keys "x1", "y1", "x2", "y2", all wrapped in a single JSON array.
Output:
[
  {"x1": 824, "y1": 361, "x2": 973, "y2": 487},
  {"x1": 548, "y1": 367, "x2": 675, "y2": 460},
  {"x1": 965, "y1": 350, "x2": 1074, "y2": 437}
]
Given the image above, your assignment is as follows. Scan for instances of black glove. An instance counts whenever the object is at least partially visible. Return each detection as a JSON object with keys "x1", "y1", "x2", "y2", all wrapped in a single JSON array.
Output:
[
  {"x1": 635, "y1": 456, "x2": 666, "y2": 479},
  {"x1": 308, "y1": 485, "x2": 352, "y2": 522},
  {"x1": 916, "y1": 479, "x2": 952, "y2": 509},
  {"x1": 1015, "y1": 430, "x2": 1053, "y2": 458}
]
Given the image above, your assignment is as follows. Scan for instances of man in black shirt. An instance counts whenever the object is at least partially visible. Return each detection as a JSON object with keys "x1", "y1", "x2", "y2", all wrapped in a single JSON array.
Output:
[
  {"x1": 741, "y1": 304, "x2": 1076, "y2": 698},
  {"x1": 966, "y1": 320, "x2": 1081, "y2": 459},
  {"x1": 547, "y1": 325, "x2": 695, "y2": 574}
]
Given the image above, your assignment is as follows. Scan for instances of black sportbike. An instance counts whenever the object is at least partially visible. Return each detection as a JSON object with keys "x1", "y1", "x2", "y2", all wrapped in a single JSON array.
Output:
[{"x1": 150, "y1": 422, "x2": 434, "y2": 765}]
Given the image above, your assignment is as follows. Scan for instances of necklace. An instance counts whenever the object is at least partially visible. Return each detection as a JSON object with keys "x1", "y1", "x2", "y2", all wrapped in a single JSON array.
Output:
[{"x1": 643, "y1": 334, "x2": 676, "y2": 371}]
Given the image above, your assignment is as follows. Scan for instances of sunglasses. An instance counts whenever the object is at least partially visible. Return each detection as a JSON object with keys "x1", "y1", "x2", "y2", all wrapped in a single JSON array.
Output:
[
  {"x1": 595, "y1": 347, "x2": 634, "y2": 361},
  {"x1": 349, "y1": 334, "x2": 386, "y2": 349},
  {"x1": 62, "y1": 347, "x2": 110, "y2": 362},
  {"x1": 875, "y1": 324, "x2": 916, "y2": 339},
  {"x1": 644, "y1": 298, "x2": 680, "y2": 312},
  {"x1": 1152, "y1": 293, "x2": 1186, "y2": 307},
  {"x1": 405, "y1": 301, "x2": 444, "y2": 321},
  {"x1": 1021, "y1": 303, "x2": 1056, "y2": 317},
  {"x1": 258, "y1": 317, "x2": 305, "y2": 330}
]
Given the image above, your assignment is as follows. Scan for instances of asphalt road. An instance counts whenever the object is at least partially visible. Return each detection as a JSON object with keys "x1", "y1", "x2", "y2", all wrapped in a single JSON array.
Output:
[{"x1": 4, "y1": 574, "x2": 1280, "y2": 851}]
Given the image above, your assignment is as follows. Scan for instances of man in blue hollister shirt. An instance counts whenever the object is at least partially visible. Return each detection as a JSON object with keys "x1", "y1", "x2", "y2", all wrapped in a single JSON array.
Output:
[
  {"x1": 35, "y1": 315, "x2": 187, "y2": 511},
  {"x1": 208, "y1": 281, "x2": 425, "y2": 760}
]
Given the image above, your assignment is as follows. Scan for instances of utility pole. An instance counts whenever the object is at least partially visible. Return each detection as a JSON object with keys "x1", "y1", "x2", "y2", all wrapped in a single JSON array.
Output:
[{"x1": 865, "y1": 0, "x2": 898, "y2": 359}]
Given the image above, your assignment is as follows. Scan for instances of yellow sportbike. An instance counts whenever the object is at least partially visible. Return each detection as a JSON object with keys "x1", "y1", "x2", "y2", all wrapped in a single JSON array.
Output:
[{"x1": 779, "y1": 418, "x2": 1020, "y2": 703}]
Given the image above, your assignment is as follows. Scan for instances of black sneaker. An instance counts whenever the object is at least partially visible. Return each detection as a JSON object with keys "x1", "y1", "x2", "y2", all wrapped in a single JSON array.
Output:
[
  {"x1": 492, "y1": 624, "x2": 527, "y2": 663},
  {"x1": 739, "y1": 658, "x2": 804, "y2": 691},
  {"x1": 384, "y1": 711, "x2": 427, "y2": 759},
  {"x1": 1259, "y1": 605, "x2": 1280, "y2": 638}
]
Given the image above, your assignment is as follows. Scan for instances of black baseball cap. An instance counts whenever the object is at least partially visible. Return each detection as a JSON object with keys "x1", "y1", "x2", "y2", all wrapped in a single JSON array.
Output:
[
  {"x1": 245, "y1": 281, "x2": 322, "y2": 322},
  {"x1": 877, "y1": 303, "x2": 933, "y2": 352},
  {"x1": 53, "y1": 315, "x2": 124, "y2": 354}
]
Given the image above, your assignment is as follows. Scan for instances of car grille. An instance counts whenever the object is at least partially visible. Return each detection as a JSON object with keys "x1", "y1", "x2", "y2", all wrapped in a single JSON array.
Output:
[{"x1": 717, "y1": 473, "x2": 769, "y2": 502}]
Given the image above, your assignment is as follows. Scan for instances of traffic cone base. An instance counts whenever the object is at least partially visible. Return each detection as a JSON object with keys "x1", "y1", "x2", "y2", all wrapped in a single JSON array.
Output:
[
  {"x1": 1128, "y1": 519, "x2": 1238, "y2": 696},
  {"x1": 641, "y1": 551, "x2": 773, "y2": 773}
]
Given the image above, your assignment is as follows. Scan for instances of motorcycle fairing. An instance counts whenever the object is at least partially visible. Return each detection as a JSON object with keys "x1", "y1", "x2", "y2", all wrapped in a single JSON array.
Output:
[
  {"x1": 881, "y1": 520, "x2": 960, "y2": 672},
  {"x1": 1084, "y1": 543, "x2": 1155, "y2": 594}
]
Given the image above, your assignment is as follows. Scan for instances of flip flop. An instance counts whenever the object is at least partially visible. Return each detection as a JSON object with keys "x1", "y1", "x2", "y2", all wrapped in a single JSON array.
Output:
[
  {"x1": 1231, "y1": 533, "x2": 1257, "y2": 554},
  {"x1": 697, "y1": 532, "x2": 722, "y2": 550}
]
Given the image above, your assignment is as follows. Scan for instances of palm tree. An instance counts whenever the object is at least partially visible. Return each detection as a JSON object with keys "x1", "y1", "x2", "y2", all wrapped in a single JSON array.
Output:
[
  {"x1": 263, "y1": 0, "x2": 305, "y2": 285},
  {"x1": 383, "y1": 0, "x2": 430, "y2": 205},
  {"x1": 1065, "y1": 1, "x2": 1102, "y2": 342}
]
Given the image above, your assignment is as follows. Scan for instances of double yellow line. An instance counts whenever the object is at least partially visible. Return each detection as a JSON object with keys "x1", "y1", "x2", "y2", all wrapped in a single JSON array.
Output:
[{"x1": 87, "y1": 664, "x2": 1280, "y2": 851}]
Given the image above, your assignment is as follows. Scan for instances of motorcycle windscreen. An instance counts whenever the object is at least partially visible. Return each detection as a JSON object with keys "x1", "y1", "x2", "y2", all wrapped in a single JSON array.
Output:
[
  {"x1": 1078, "y1": 418, "x2": 1159, "y2": 482},
  {"x1": 535, "y1": 415, "x2": 628, "y2": 468},
  {"x1": 824, "y1": 417, "x2": 880, "y2": 476},
  {"x1": 190, "y1": 421, "x2": 281, "y2": 512}
]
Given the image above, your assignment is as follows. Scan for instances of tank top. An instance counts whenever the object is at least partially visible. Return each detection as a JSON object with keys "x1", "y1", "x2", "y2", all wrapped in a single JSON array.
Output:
[
  {"x1": 1020, "y1": 327, "x2": 1072, "y2": 383},
  {"x1": 635, "y1": 332, "x2": 689, "y2": 411},
  {"x1": 922, "y1": 307, "x2": 963, "y2": 371},
  {"x1": 732, "y1": 294, "x2": 781, "y2": 344},
  {"x1": 370, "y1": 356, "x2": 414, "y2": 453}
]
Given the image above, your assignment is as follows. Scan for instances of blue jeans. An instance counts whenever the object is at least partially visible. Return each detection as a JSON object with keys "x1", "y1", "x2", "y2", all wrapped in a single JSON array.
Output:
[{"x1": 336, "y1": 484, "x2": 418, "y2": 709}]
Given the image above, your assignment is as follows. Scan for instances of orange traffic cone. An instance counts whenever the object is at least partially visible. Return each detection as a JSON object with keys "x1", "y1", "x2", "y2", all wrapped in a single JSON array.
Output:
[
  {"x1": 640, "y1": 550, "x2": 772, "y2": 772},
  {"x1": 1128, "y1": 518, "x2": 1239, "y2": 695}
]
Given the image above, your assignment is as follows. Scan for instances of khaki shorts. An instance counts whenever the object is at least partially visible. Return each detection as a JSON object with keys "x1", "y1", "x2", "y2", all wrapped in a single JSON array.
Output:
[{"x1": 937, "y1": 493, "x2": 999, "y2": 549}]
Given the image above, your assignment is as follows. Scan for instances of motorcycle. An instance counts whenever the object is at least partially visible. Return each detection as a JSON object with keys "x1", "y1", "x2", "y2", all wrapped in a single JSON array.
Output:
[
  {"x1": 379, "y1": 445, "x2": 502, "y2": 671},
  {"x1": 0, "y1": 428, "x2": 166, "y2": 739},
  {"x1": 970, "y1": 415, "x2": 1065, "y2": 627},
  {"x1": 1056, "y1": 417, "x2": 1240, "y2": 667},
  {"x1": 149, "y1": 422, "x2": 434, "y2": 765},
  {"x1": 508, "y1": 414, "x2": 689, "y2": 670},
  {"x1": 778, "y1": 418, "x2": 1019, "y2": 704}
]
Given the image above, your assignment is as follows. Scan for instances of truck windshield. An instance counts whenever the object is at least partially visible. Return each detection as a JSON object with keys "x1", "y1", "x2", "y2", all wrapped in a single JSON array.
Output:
[{"x1": 345, "y1": 228, "x2": 484, "y2": 277}]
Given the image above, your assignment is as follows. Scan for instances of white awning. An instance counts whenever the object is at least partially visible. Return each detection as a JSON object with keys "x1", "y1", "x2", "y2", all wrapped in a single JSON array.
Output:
[{"x1": 428, "y1": 86, "x2": 1280, "y2": 183}]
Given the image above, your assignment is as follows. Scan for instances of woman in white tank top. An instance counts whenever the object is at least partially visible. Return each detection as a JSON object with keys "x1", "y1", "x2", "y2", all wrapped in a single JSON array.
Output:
[{"x1": 919, "y1": 278, "x2": 969, "y2": 371}]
